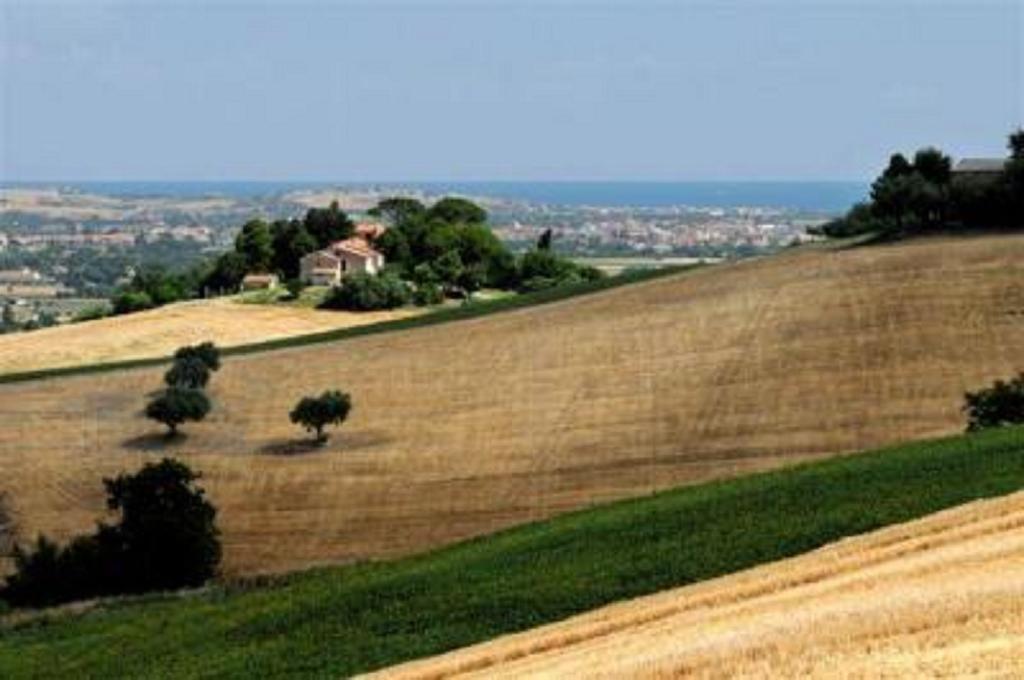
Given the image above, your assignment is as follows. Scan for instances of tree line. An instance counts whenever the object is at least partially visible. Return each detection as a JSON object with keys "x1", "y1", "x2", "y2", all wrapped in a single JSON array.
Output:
[
  {"x1": 109, "y1": 196, "x2": 600, "y2": 315},
  {"x1": 815, "y1": 129, "x2": 1024, "y2": 239}
]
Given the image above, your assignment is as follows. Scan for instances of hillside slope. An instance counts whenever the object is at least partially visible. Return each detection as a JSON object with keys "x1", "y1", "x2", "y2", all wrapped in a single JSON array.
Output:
[
  {"x1": 0, "y1": 235, "x2": 1021, "y2": 576},
  {"x1": 371, "y1": 491, "x2": 1024, "y2": 679},
  {"x1": 2, "y1": 426, "x2": 1022, "y2": 678},
  {"x1": 0, "y1": 296, "x2": 418, "y2": 374}
]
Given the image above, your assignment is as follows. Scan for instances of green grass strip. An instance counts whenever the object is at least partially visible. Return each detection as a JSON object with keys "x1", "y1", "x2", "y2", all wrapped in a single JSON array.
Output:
[
  {"x1": 2, "y1": 425, "x2": 1022, "y2": 679},
  {"x1": 0, "y1": 266, "x2": 692, "y2": 385}
]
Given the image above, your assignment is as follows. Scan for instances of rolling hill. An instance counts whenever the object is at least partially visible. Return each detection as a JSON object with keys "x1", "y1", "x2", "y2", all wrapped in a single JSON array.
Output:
[
  {"x1": 0, "y1": 234, "x2": 1021, "y2": 577},
  {"x1": 0, "y1": 295, "x2": 419, "y2": 375},
  {"x1": 371, "y1": 489, "x2": 1024, "y2": 679},
  {"x1": 2, "y1": 424, "x2": 1022, "y2": 678}
]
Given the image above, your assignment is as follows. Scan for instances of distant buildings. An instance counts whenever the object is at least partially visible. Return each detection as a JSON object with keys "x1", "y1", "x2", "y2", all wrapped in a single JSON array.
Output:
[{"x1": 0, "y1": 267, "x2": 70, "y2": 300}]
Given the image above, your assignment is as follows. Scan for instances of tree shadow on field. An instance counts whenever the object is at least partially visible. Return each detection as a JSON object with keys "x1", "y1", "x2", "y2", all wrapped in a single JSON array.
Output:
[
  {"x1": 122, "y1": 432, "x2": 190, "y2": 451},
  {"x1": 258, "y1": 430, "x2": 392, "y2": 457}
]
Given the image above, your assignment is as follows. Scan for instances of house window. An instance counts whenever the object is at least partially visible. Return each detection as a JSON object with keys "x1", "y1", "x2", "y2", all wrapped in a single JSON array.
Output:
[{"x1": 341, "y1": 259, "x2": 347, "y2": 272}]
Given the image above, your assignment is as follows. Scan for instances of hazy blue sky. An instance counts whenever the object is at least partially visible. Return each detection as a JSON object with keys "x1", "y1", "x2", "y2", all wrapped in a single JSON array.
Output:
[{"x1": 1, "y1": 1, "x2": 1021, "y2": 181}]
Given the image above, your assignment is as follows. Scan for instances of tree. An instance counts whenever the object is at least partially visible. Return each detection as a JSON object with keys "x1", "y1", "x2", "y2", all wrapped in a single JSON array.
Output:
[
  {"x1": 432, "y1": 250, "x2": 464, "y2": 293},
  {"x1": 1, "y1": 459, "x2": 221, "y2": 608},
  {"x1": 270, "y1": 219, "x2": 317, "y2": 280},
  {"x1": 426, "y1": 197, "x2": 487, "y2": 224},
  {"x1": 174, "y1": 342, "x2": 221, "y2": 372},
  {"x1": 202, "y1": 251, "x2": 249, "y2": 294},
  {"x1": 457, "y1": 263, "x2": 486, "y2": 298},
  {"x1": 537, "y1": 228, "x2": 553, "y2": 251},
  {"x1": 290, "y1": 390, "x2": 352, "y2": 443},
  {"x1": 145, "y1": 387, "x2": 211, "y2": 436},
  {"x1": 964, "y1": 373, "x2": 1024, "y2": 432},
  {"x1": 102, "y1": 458, "x2": 221, "y2": 593},
  {"x1": 164, "y1": 356, "x2": 210, "y2": 389},
  {"x1": 1009, "y1": 128, "x2": 1024, "y2": 161},
  {"x1": 112, "y1": 290, "x2": 155, "y2": 315},
  {"x1": 303, "y1": 200, "x2": 354, "y2": 248},
  {"x1": 235, "y1": 219, "x2": 274, "y2": 273},
  {"x1": 880, "y1": 153, "x2": 914, "y2": 181},
  {"x1": 368, "y1": 197, "x2": 426, "y2": 228},
  {"x1": 912, "y1": 147, "x2": 952, "y2": 185}
]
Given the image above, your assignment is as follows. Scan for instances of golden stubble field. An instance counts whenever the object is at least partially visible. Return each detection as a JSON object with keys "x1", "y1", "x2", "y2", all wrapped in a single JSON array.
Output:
[
  {"x1": 369, "y1": 491, "x2": 1024, "y2": 679},
  {"x1": 0, "y1": 297, "x2": 418, "y2": 374},
  {"x1": 0, "y1": 235, "x2": 1021, "y2": 575}
]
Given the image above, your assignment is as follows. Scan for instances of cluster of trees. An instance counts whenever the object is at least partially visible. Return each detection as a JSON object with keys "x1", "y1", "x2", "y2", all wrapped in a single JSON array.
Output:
[
  {"x1": 817, "y1": 129, "x2": 1024, "y2": 239},
  {"x1": 145, "y1": 342, "x2": 221, "y2": 436},
  {"x1": 1, "y1": 458, "x2": 220, "y2": 609},
  {"x1": 370, "y1": 197, "x2": 601, "y2": 300},
  {"x1": 964, "y1": 372, "x2": 1024, "y2": 432},
  {"x1": 210, "y1": 200, "x2": 356, "y2": 287}
]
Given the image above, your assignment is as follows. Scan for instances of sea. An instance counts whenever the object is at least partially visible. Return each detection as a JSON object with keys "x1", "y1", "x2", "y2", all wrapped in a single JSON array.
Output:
[{"x1": 3, "y1": 181, "x2": 868, "y2": 214}]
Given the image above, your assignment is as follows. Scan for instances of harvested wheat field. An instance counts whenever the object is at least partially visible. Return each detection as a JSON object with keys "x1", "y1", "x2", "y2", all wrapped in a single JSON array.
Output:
[
  {"x1": 0, "y1": 235, "x2": 1021, "y2": 576},
  {"x1": 368, "y1": 490, "x2": 1024, "y2": 679},
  {"x1": 0, "y1": 297, "x2": 418, "y2": 374}
]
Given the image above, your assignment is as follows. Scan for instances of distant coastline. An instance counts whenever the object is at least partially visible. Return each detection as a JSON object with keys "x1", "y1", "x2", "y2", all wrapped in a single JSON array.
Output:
[{"x1": 2, "y1": 180, "x2": 868, "y2": 213}]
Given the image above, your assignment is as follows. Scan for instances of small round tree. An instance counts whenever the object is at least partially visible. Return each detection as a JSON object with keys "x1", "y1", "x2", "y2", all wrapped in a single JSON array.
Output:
[
  {"x1": 146, "y1": 387, "x2": 211, "y2": 436},
  {"x1": 164, "y1": 356, "x2": 211, "y2": 389},
  {"x1": 290, "y1": 390, "x2": 352, "y2": 443}
]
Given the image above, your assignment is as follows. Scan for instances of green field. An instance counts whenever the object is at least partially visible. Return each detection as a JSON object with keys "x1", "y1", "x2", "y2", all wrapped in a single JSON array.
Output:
[{"x1": 2, "y1": 425, "x2": 1023, "y2": 679}]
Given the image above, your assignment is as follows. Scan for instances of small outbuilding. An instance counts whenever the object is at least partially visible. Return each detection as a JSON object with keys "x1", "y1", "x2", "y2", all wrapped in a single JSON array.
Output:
[{"x1": 241, "y1": 273, "x2": 280, "y2": 291}]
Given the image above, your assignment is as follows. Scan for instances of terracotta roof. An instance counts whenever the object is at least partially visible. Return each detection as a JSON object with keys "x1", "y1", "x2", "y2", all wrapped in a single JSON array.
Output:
[
  {"x1": 330, "y1": 237, "x2": 381, "y2": 259},
  {"x1": 354, "y1": 222, "x2": 386, "y2": 239}
]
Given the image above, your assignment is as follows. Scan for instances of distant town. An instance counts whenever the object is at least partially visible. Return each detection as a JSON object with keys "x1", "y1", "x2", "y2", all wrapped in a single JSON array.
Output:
[{"x1": 0, "y1": 185, "x2": 828, "y2": 330}]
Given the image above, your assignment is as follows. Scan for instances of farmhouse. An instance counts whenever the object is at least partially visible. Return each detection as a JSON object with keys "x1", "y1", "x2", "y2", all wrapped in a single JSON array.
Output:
[
  {"x1": 299, "y1": 225, "x2": 386, "y2": 286},
  {"x1": 952, "y1": 158, "x2": 1006, "y2": 179}
]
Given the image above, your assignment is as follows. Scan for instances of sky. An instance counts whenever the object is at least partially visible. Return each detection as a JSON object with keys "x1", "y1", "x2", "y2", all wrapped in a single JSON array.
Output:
[{"x1": 1, "y1": 1, "x2": 1021, "y2": 182}]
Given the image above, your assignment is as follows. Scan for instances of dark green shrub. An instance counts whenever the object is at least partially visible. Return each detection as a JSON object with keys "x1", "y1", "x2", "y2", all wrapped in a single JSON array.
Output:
[
  {"x1": 112, "y1": 290, "x2": 154, "y2": 315},
  {"x1": 413, "y1": 283, "x2": 445, "y2": 306},
  {"x1": 284, "y1": 278, "x2": 306, "y2": 300},
  {"x1": 965, "y1": 373, "x2": 1024, "y2": 431},
  {"x1": 320, "y1": 273, "x2": 410, "y2": 311},
  {"x1": 1, "y1": 459, "x2": 220, "y2": 609}
]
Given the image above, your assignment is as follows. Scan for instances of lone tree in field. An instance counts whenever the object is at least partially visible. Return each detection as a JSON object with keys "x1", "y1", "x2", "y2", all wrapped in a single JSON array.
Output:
[
  {"x1": 290, "y1": 390, "x2": 352, "y2": 443},
  {"x1": 964, "y1": 373, "x2": 1024, "y2": 432},
  {"x1": 146, "y1": 387, "x2": 211, "y2": 436}
]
